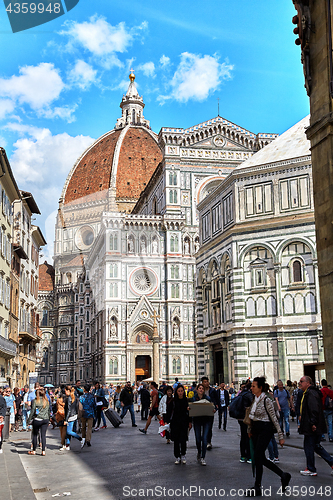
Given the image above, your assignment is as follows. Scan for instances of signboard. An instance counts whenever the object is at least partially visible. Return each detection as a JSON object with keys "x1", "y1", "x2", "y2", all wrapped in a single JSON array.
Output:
[{"x1": 29, "y1": 372, "x2": 38, "y2": 391}]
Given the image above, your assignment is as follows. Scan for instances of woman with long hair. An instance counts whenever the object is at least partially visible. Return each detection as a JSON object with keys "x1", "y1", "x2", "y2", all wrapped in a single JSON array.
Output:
[
  {"x1": 192, "y1": 383, "x2": 212, "y2": 465},
  {"x1": 158, "y1": 386, "x2": 174, "y2": 444},
  {"x1": 27, "y1": 388, "x2": 50, "y2": 456},
  {"x1": 55, "y1": 393, "x2": 67, "y2": 450},
  {"x1": 63, "y1": 385, "x2": 83, "y2": 450},
  {"x1": 246, "y1": 377, "x2": 291, "y2": 496},
  {"x1": 13, "y1": 387, "x2": 22, "y2": 431},
  {"x1": 114, "y1": 385, "x2": 122, "y2": 413},
  {"x1": 169, "y1": 384, "x2": 192, "y2": 464}
]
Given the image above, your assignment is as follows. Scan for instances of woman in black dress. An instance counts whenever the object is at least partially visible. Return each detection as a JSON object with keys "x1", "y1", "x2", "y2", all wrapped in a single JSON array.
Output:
[{"x1": 170, "y1": 385, "x2": 192, "y2": 464}]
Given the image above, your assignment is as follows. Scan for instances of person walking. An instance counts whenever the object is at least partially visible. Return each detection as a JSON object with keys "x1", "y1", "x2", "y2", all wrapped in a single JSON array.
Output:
[
  {"x1": 158, "y1": 385, "x2": 174, "y2": 444},
  {"x1": 299, "y1": 376, "x2": 333, "y2": 476},
  {"x1": 246, "y1": 377, "x2": 291, "y2": 497},
  {"x1": 320, "y1": 379, "x2": 333, "y2": 442},
  {"x1": 274, "y1": 380, "x2": 291, "y2": 437},
  {"x1": 92, "y1": 382, "x2": 107, "y2": 430},
  {"x1": 217, "y1": 382, "x2": 229, "y2": 431},
  {"x1": 63, "y1": 385, "x2": 83, "y2": 450},
  {"x1": 55, "y1": 393, "x2": 67, "y2": 450},
  {"x1": 192, "y1": 383, "x2": 212, "y2": 465},
  {"x1": 114, "y1": 385, "x2": 122, "y2": 413},
  {"x1": 79, "y1": 384, "x2": 96, "y2": 448},
  {"x1": 201, "y1": 376, "x2": 218, "y2": 449},
  {"x1": 120, "y1": 381, "x2": 137, "y2": 427},
  {"x1": 139, "y1": 381, "x2": 159, "y2": 433},
  {"x1": 169, "y1": 384, "x2": 192, "y2": 464},
  {"x1": 236, "y1": 380, "x2": 254, "y2": 463},
  {"x1": 0, "y1": 390, "x2": 6, "y2": 454},
  {"x1": 27, "y1": 388, "x2": 50, "y2": 456},
  {"x1": 4, "y1": 387, "x2": 16, "y2": 433},
  {"x1": 13, "y1": 387, "x2": 22, "y2": 431},
  {"x1": 140, "y1": 383, "x2": 150, "y2": 421},
  {"x1": 21, "y1": 385, "x2": 30, "y2": 431}
]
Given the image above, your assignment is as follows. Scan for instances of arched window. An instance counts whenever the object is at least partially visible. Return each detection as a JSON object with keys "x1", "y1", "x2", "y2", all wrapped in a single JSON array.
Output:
[
  {"x1": 110, "y1": 263, "x2": 118, "y2": 278},
  {"x1": 293, "y1": 260, "x2": 302, "y2": 282},
  {"x1": 109, "y1": 357, "x2": 118, "y2": 375},
  {"x1": 170, "y1": 235, "x2": 179, "y2": 253},
  {"x1": 172, "y1": 356, "x2": 181, "y2": 374},
  {"x1": 110, "y1": 283, "x2": 118, "y2": 298},
  {"x1": 132, "y1": 109, "x2": 136, "y2": 123},
  {"x1": 110, "y1": 234, "x2": 118, "y2": 251},
  {"x1": 171, "y1": 284, "x2": 180, "y2": 298},
  {"x1": 42, "y1": 308, "x2": 48, "y2": 326},
  {"x1": 86, "y1": 342, "x2": 89, "y2": 354}
]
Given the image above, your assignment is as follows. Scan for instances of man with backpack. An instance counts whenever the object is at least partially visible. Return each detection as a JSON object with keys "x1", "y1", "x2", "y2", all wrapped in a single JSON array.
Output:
[
  {"x1": 274, "y1": 380, "x2": 291, "y2": 437},
  {"x1": 320, "y1": 379, "x2": 333, "y2": 442},
  {"x1": 229, "y1": 380, "x2": 253, "y2": 463}
]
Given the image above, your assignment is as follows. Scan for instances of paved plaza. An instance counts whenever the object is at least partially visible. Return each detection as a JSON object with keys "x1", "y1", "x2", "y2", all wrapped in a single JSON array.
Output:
[{"x1": 1, "y1": 413, "x2": 333, "y2": 500}]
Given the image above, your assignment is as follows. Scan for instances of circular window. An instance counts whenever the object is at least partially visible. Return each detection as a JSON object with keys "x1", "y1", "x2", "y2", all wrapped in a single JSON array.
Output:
[
  {"x1": 75, "y1": 226, "x2": 95, "y2": 250},
  {"x1": 129, "y1": 268, "x2": 158, "y2": 296}
]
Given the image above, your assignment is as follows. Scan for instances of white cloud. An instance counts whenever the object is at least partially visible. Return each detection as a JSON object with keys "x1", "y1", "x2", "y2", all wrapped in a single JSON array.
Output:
[
  {"x1": 42, "y1": 210, "x2": 57, "y2": 263},
  {"x1": 8, "y1": 125, "x2": 94, "y2": 187},
  {"x1": 61, "y1": 16, "x2": 132, "y2": 55},
  {"x1": 137, "y1": 61, "x2": 155, "y2": 78},
  {"x1": 160, "y1": 55, "x2": 170, "y2": 68},
  {"x1": 68, "y1": 60, "x2": 98, "y2": 90},
  {"x1": 0, "y1": 63, "x2": 65, "y2": 110},
  {"x1": 0, "y1": 99, "x2": 15, "y2": 120},
  {"x1": 158, "y1": 52, "x2": 233, "y2": 104}
]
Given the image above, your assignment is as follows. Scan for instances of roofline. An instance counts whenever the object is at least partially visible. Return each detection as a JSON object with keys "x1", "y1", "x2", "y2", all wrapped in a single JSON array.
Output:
[
  {"x1": 0, "y1": 148, "x2": 20, "y2": 201},
  {"x1": 31, "y1": 225, "x2": 47, "y2": 246},
  {"x1": 21, "y1": 190, "x2": 41, "y2": 214}
]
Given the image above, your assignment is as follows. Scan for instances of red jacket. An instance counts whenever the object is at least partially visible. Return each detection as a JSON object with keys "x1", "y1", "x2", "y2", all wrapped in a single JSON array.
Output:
[{"x1": 320, "y1": 387, "x2": 333, "y2": 409}]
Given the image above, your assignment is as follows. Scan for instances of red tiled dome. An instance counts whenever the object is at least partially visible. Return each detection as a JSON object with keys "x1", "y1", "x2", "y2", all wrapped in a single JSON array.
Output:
[{"x1": 63, "y1": 126, "x2": 163, "y2": 209}]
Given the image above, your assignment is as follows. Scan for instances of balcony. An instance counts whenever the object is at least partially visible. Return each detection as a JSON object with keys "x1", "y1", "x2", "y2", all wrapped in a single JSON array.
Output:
[
  {"x1": 19, "y1": 322, "x2": 39, "y2": 342},
  {"x1": 0, "y1": 335, "x2": 17, "y2": 358}
]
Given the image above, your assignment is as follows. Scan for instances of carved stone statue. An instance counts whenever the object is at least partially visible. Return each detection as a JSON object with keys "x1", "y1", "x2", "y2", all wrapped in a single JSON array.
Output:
[
  {"x1": 109, "y1": 320, "x2": 117, "y2": 339},
  {"x1": 184, "y1": 239, "x2": 190, "y2": 254},
  {"x1": 152, "y1": 238, "x2": 158, "y2": 253},
  {"x1": 173, "y1": 322, "x2": 180, "y2": 340},
  {"x1": 140, "y1": 238, "x2": 146, "y2": 253},
  {"x1": 128, "y1": 237, "x2": 134, "y2": 253}
]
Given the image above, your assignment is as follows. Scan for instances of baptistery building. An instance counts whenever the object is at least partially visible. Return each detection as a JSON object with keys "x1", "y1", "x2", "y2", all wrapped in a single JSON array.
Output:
[{"x1": 38, "y1": 73, "x2": 278, "y2": 385}]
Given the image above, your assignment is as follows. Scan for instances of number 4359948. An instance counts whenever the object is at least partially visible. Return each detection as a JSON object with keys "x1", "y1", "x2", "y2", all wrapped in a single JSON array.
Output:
[
  {"x1": 277, "y1": 486, "x2": 331, "y2": 496},
  {"x1": 6, "y1": 3, "x2": 61, "y2": 14}
]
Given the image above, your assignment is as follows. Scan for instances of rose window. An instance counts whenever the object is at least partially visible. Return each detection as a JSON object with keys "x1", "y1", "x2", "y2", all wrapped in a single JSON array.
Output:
[
  {"x1": 133, "y1": 273, "x2": 151, "y2": 292},
  {"x1": 130, "y1": 268, "x2": 158, "y2": 296}
]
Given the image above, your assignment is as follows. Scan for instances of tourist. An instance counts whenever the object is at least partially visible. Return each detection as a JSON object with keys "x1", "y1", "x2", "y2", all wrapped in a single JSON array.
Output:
[
  {"x1": 201, "y1": 376, "x2": 218, "y2": 449},
  {"x1": 246, "y1": 377, "x2": 291, "y2": 496},
  {"x1": 21, "y1": 385, "x2": 30, "y2": 431},
  {"x1": 236, "y1": 380, "x2": 254, "y2": 463},
  {"x1": 27, "y1": 388, "x2": 50, "y2": 456},
  {"x1": 92, "y1": 382, "x2": 107, "y2": 430},
  {"x1": 139, "y1": 381, "x2": 159, "y2": 433},
  {"x1": 114, "y1": 385, "x2": 122, "y2": 413},
  {"x1": 63, "y1": 385, "x2": 83, "y2": 450},
  {"x1": 169, "y1": 384, "x2": 191, "y2": 464},
  {"x1": 13, "y1": 387, "x2": 22, "y2": 431},
  {"x1": 120, "y1": 381, "x2": 137, "y2": 427},
  {"x1": 79, "y1": 384, "x2": 96, "y2": 448},
  {"x1": 217, "y1": 382, "x2": 229, "y2": 431},
  {"x1": 140, "y1": 383, "x2": 150, "y2": 420},
  {"x1": 158, "y1": 385, "x2": 173, "y2": 444},
  {"x1": 299, "y1": 376, "x2": 333, "y2": 476},
  {"x1": 4, "y1": 387, "x2": 16, "y2": 433},
  {"x1": 274, "y1": 380, "x2": 291, "y2": 436},
  {"x1": 55, "y1": 393, "x2": 67, "y2": 450},
  {"x1": 320, "y1": 379, "x2": 333, "y2": 442},
  {"x1": 0, "y1": 390, "x2": 6, "y2": 454},
  {"x1": 192, "y1": 383, "x2": 212, "y2": 465}
]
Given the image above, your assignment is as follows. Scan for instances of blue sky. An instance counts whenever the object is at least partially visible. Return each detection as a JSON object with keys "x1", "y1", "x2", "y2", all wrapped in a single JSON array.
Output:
[{"x1": 0, "y1": 0, "x2": 309, "y2": 260}]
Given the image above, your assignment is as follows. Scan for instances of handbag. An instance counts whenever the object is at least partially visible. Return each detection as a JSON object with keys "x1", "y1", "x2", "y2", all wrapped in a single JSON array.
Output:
[
  {"x1": 243, "y1": 406, "x2": 252, "y2": 426},
  {"x1": 78, "y1": 401, "x2": 84, "y2": 419}
]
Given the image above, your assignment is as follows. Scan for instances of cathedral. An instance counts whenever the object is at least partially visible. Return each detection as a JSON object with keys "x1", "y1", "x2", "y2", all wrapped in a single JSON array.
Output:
[{"x1": 36, "y1": 72, "x2": 279, "y2": 386}]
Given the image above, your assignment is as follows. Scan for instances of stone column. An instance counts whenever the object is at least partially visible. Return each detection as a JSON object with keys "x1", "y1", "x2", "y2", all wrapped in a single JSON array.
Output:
[
  {"x1": 294, "y1": 1, "x2": 333, "y2": 381},
  {"x1": 151, "y1": 310, "x2": 160, "y2": 384}
]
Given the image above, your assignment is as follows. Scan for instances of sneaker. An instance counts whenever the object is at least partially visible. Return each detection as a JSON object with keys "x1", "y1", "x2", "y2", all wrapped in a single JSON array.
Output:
[
  {"x1": 175, "y1": 457, "x2": 181, "y2": 465},
  {"x1": 286, "y1": 432, "x2": 290, "y2": 437},
  {"x1": 139, "y1": 429, "x2": 147, "y2": 434},
  {"x1": 0, "y1": 449, "x2": 3, "y2": 454},
  {"x1": 207, "y1": 443, "x2": 212, "y2": 450},
  {"x1": 101, "y1": 425, "x2": 107, "y2": 429},
  {"x1": 281, "y1": 472, "x2": 291, "y2": 493},
  {"x1": 59, "y1": 446, "x2": 66, "y2": 451},
  {"x1": 80, "y1": 438, "x2": 85, "y2": 448},
  {"x1": 300, "y1": 469, "x2": 317, "y2": 476},
  {"x1": 132, "y1": 424, "x2": 137, "y2": 427},
  {"x1": 247, "y1": 458, "x2": 252, "y2": 464},
  {"x1": 274, "y1": 458, "x2": 279, "y2": 463},
  {"x1": 94, "y1": 427, "x2": 99, "y2": 431},
  {"x1": 86, "y1": 441, "x2": 91, "y2": 447},
  {"x1": 267, "y1": 458, "x2": 274, "y2": 463},
  {"x1": 200, "y1": 458, "x2": 207, "y2": 466},
  {"x1": 65, "y1": 445, "x2": 70, "y2": 451},
  {"x1": 167, "y1": 439, "x2": 171, "y2": 444},
  {"x1": 181, "y1": 455, "x2": 186, "y2": 464},
  {"x1": 240, "y1": 457, "x2": 247, "y2": 463}
]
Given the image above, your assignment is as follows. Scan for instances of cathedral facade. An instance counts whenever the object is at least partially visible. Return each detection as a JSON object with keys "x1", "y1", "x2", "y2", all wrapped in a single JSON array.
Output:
[{"x1": 37, "y1": 73, "x2": 277, "y2": 385}]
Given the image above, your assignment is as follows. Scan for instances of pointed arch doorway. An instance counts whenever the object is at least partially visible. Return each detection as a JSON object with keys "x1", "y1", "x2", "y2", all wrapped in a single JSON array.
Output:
[{"x1": 135, "y1": 355, "x2": 151, "y2": 383}]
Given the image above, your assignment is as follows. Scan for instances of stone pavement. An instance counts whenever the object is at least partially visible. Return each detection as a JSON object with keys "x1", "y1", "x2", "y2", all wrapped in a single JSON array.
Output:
[{"x1": 1, "y1": 415, "x2": 333, "y2": 500}]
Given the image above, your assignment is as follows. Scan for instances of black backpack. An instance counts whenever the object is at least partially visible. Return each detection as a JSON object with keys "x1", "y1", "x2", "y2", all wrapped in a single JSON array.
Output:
[
  {"x1": 229, "y1": 393, "x2": 246, "y2": 419},
  {"x1": 324, "y1": 394, "x2": 333, "y2": 410}
]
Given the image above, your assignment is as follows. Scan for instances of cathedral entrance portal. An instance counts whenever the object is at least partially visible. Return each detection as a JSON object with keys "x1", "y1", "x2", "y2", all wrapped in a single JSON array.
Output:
[{"x1": 135, "y1": 355, "x2": 151, "y2": 383}]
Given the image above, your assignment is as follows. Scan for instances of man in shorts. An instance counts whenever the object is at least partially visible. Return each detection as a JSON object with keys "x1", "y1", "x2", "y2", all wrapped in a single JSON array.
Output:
[{"x1": 139, "y1": 381, "x2": 160, "y2": 434}]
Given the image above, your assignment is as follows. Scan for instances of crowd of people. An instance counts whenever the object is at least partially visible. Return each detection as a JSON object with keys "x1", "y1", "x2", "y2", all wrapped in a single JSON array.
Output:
[{"x1": 0, "y1": 375, "x2": 333, "y2": 496}]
